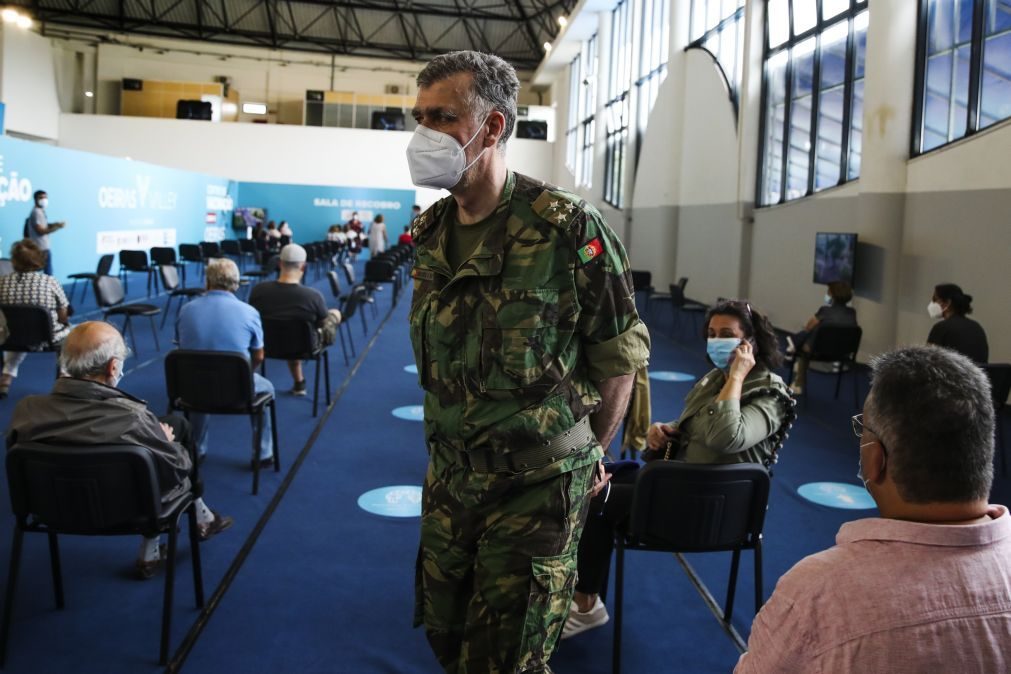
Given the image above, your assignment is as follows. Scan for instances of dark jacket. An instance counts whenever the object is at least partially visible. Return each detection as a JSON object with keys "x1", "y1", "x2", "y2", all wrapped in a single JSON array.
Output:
[{"x1": 7, "y1": 378, "x2": 192, "y2": 503}]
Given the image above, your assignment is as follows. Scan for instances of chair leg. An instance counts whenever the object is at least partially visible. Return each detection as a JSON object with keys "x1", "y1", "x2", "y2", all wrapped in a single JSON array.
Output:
[
  {"x1": 323, "y1": 350, "x2": 331, "y2": 407},
  {"x1": 0, "y1": 528, "x2": 25, "y2": 667},
  {"x1": 124, "y1": 315, "x2": 139, "y2": 355},
  {"x1": 360, "y1": 307, "x2": 368, "y2": 336},
  {"x1": 612, "y1": 539, "x2": 624, "y2": 674},
  {"x1": 312, "y1": 355, "x2": 321, "y2": 418},
  {"x1": 251, "y1": 411, "x2": 263, "y2": 496},
  {"x1": 754, "y1": 536, "x2": 764, "y2": 614},
  {"x1": 159, "y1": 524, "x2": 179, "y2": 665},
  {"x1": 269, "y1": 400, "x2": 280, "y2": 473},
  {"x1": 187, "y1": 506, "x2": 204, "y2": 608},
  {"x1": 162, "y1": 296, "x2": 175, "y2": 330},
  {"x1": 725, "y1": 548, "x2": 741, "y2": 624},
  {"x1": 338, "y1": 326, "x2": 350, "y2": 366},
  {"x1": 47, "y1": 532, "x2": 64, "y2": 609},
  {"x1": 346, "y1": 325, "x2": 356, "y2": 358},
  {"x1": 148, "y1": 315, "x2": 160, "y2": 351}
]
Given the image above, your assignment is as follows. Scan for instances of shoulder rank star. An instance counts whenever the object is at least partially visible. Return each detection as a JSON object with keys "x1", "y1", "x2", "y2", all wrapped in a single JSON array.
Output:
[{"x1": 577, "y1": 238, "x2": 603, "y2": 264}]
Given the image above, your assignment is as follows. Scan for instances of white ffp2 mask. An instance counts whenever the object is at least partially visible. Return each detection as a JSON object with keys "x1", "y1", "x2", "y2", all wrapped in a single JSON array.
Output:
[
  {"x1": 927, "y1": 301, "x2": 943, "y2": 319},
  {"x1": 405, "y1": 118, "x2": 488, "y2": 190}
]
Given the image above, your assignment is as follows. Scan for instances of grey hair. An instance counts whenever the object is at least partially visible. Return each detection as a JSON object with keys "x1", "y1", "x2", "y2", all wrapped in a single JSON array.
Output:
[
  {"x1": 206, "y1": 258, "x2": 241, "y2": 292},
  {"x1": 867, "y1": 345, "x2": 994, "y2": 503},
  {"x1": 417, "y1": 51, "x2": 520, "y2": 147},
  {"x1": 60, "y1": 328, "x2": 129, "y2": 378}
]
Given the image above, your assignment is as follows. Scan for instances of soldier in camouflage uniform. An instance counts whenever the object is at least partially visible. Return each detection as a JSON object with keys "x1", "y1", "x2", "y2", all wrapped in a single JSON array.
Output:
[{"x1": 406, "y1": 51, "x2": 651, "y2": 673}]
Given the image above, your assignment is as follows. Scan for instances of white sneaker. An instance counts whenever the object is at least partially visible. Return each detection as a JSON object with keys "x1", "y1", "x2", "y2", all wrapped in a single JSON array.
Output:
[{"x1": 561, "y1": 598, "x2": 609, "y2": 640}]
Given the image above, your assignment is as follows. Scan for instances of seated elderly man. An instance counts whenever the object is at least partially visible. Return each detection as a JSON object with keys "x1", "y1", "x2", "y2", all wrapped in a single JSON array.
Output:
[
  {"x1": 736, "y1": 345, "x2": 1011, "y2": 672},
  {"x1": 176, "y1": 257, "x2": 275, "y2": 468},
  {"x1": 248, "y1": 243, "x2": 341, "y2": 395},
  {"x1": 6, "y1": 322, "x2": 233, "y2": 579}
]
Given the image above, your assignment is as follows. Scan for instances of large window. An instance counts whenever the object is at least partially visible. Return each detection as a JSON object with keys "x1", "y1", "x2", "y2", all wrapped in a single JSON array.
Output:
[
  {"x1": 759, "y1": 0, "x2": 868, "y2": 206},
  {"x1": 915, "y1": 0, "x2": 1011, "y2": 154},
  {"x1": 604, "y1": 0, "x2": 634, "y2": 208},
  {"x1": 636, "y1": 0, "x2": 671, "y2": 136},
  {"x1": 579, "y1": 35, "x2": 598, "y2": 187},
  {"x1": 566, "y1": 54, "x2": 582, "y2": 174},
  {"x1": 689, "y1": 0, "x2": 747, "y2": 109}
]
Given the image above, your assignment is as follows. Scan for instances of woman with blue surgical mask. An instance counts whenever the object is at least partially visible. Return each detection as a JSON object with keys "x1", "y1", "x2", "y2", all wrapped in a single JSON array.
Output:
[{"x1": 567, "y1": 300, "x2": 793, "y2": 638}]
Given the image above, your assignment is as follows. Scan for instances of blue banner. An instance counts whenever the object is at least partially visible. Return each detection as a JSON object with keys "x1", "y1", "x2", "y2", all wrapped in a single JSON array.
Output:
[
  {"x1": 235, "y1": 181, "x2": 417, "y2": 244},
  {"x1": 0, "y1": 136, "x2": 236, "y2": 284}
]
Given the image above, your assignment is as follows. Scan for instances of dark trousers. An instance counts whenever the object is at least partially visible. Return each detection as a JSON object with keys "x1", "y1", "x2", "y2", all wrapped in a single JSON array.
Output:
[{"x1": 575, "y1": 469, "x2": 639, "y2": 596}]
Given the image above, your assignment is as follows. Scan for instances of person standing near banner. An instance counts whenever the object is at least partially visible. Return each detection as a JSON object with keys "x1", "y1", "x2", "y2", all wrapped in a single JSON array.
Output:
[{"x1": 25, "y1": 190, "x2": 65, "y2": 276}]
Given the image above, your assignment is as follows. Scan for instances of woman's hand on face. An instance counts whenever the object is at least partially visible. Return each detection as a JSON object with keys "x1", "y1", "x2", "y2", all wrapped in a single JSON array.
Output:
[
  {"x1": 647, "y1": 422, "x2": 678, "y2": 450},
  {"x1": 728, "y1": 340, "x2": 756, "y2": 381}
]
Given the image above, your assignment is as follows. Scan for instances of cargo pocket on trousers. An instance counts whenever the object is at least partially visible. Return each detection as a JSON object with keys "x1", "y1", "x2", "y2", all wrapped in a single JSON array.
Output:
[{"x1": 516, "y1": 549, "x2": 578, "y2": 671}]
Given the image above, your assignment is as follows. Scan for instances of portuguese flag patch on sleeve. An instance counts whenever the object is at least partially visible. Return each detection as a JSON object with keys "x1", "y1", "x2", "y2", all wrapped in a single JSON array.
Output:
[{"x1": 577, "y1": 237, "x2": 603, "y2": 264}]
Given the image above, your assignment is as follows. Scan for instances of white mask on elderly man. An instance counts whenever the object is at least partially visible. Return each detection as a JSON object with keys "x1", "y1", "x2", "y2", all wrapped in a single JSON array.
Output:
[
  {"x1": 110, "y1": 358, "x2": 125, "y2": 388},
  {"x1": 406, "y1": 115, "x2": 490, "y2": 190}
]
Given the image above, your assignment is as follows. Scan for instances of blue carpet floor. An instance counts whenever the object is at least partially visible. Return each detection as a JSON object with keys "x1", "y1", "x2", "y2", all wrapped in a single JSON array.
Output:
[{"x1": 0, "y1": 268, "x2": 1007, "y2": 673}]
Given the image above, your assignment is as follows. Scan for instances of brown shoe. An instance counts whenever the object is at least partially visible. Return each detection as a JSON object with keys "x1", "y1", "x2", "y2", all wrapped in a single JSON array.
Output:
[
  {"x1": 135, "y1": 544, "x2": 168, "y2": 580},
  {"x1": 198, "y1": 512, "x2": 234, "y2": 542},
  {"x1": 0, "y1": 374, "x2": 12, "y2": 399}
]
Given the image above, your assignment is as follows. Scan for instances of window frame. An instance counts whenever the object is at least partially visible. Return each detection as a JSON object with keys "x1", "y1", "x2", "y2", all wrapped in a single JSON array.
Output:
[
  {"x1": 687, "y1": 0, "x2": 747, "y2": 118},
  {"x1": 604, "y1": 0, "x2": 635, "y2": 209},
  {"x1": 911, "y1": 0, "x2": 1011, "y2": 156},
  {"x1": 756, "y1": 0, "x2": 869, "y2": 207}
]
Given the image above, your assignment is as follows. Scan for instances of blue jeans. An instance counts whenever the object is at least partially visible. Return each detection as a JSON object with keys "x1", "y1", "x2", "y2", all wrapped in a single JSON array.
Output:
[{"x1": 190, "y1": 372, "x2": 275, "y2": 460}]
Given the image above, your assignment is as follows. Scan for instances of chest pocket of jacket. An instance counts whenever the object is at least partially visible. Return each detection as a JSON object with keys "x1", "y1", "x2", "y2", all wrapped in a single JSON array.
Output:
[{"x1": 479, "y1": 288, "x2": 569, "y2": 391}]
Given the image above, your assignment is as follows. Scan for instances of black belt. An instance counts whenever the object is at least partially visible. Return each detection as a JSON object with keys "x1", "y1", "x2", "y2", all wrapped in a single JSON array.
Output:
[{"x1": 463, "y1": 415, "x2": 596, "y2": 474}]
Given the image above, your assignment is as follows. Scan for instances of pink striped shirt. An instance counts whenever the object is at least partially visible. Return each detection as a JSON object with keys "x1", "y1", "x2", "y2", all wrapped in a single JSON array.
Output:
[{"x1": 736, "y1": 505, "x2": 1011, "y2": 673}]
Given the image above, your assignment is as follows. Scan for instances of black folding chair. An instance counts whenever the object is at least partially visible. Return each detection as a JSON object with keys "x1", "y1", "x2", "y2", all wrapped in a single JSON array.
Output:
[
  {"x1": 67, "y1": 254, "x2": 114, "y2": 305},
  {"x1": 94, "y1": 276, "x2": 161, "y2": 355},
  {"x1": 164, "y1": 350, "x2": 279, "y2": 495},
  {"x1": 219, "y1": 240, "x2": 244, "y2": 269},
  {"x1": 0, "y1": 443, "x2": 204, "y2": 666},
  {"x1": 786, "y1": 324, "x2": 863, "y2": 408},
  {"x1": 242, "y1": 255, "x2": 280, "y2": 286},
  {"x1": 984, "y1": 363, "x2": 1011, "y2": 478},
  {"x1": 261, "y1": 319, "x2": 331, "y2": 417},
  {"x1": 118, "y1": 250, "x2": 159, "y2": 296},
  {"x1": 238, "y1": 239, "x2": 258, "y2": 269},
  {"x1": 669, "y1": 283, "x2": 708, "y2": 337},
  {"x1": 612, "y1": 462, "x2": 771, "y2": 673},
  {"x1": 177, "y1": 243, "x2": 205, "y2": 282},
  {"x1": 199, "y1": 242, "x2": 224, "y2": 261},
  {"x1": 150, "y1": 246, "x2": 186, "y2": 287},
  {"x1": 0, "y1": 305, "x2": 62, "y2": 379},
  {"x1": 364, "y1": 258, "x2": 400, "y2": 304},
  {"x1": 327, "y1": 271, "x2": 356, "y2": 366},
  {"x1": 159, "y1": 265, "x2": 205, "y2": 329},
  {"x1": 342, "y1": 261, "x2": 373, "y2": 329},
  {"x1": 630, "y1": 270, "x2": 654, "y2": 312}
]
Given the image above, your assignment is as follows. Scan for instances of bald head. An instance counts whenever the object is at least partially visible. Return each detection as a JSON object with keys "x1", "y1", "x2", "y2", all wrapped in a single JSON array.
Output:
[{"x1": 59, "y1": 321, "x2": 129, "y2": 383}]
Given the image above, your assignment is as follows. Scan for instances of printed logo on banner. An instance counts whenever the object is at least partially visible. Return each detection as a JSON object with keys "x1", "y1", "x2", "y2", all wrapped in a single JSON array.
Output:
[
  {"x1": 0, "y1": 155, "x2": 34, "y2": 208},
  {"x1": 98, "y1": 175, "x2": 178, "y2": 210},
  {"x1": 206, "y1": 184, "x2": 233, "y2": 211},
  {"x1": 206, "y1": 212, "x2": 217, "y2": 224},
  {"x1": 203, "y1": 226, "x2": 226, "y2": 242},
  {"x1": 97, "y1": 229, "x2": 177, "y2": 254}
]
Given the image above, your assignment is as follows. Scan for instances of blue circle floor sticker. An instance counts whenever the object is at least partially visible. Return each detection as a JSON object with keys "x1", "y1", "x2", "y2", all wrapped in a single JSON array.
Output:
[
  {"x1": 798, "y1": 482, "x2": 876, "y2": 510},
  {"x1": 392, "y1": 405, "x2": 425, "y2": 421},
  {"x1": 358, "y1": 486, "x2": 423, "y2": 518},
  {"x1": 404, "y1": 364, "x2": 418, "y2": 374},
  {"x1": 648, "y1": 371, "x2": 696, "y2": 382}
]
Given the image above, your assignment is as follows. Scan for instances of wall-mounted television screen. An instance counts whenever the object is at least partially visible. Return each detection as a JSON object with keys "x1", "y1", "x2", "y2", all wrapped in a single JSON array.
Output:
[
  {"x1": 813, "y1": 232, "x2": 857, "y2": 285},
  {"x1": 371, "y1": 110, "x2": 405, "y2": 130},
  {"x1": 233, "y1": 207, "x2": 266, "y2": 231}
]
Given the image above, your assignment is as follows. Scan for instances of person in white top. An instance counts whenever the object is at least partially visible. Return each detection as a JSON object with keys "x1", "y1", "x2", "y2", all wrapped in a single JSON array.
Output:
[{"x1": 368, "y1": 214, "x2": 388, "y2": 254}]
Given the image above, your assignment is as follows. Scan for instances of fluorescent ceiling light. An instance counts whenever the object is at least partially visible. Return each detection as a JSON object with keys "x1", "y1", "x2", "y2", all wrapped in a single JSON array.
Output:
[
  {"x1": 15, "y1": 14, "x2": 31, "y2": 29},
  {"x1": 84, "y1": 90, "x2": 94, "y2": 98},
  {"x1": 1, "y1": 9, "x2": 18, "y2": 23},
  {"x1": 242, "y1": 102, "x2": 267, "y2": 115}
]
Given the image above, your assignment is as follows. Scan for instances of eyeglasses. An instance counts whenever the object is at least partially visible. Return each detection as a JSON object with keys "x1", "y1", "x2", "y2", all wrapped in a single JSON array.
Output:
[{"x1": 851, "y1": 414, "x2": 888, "y2": 456}]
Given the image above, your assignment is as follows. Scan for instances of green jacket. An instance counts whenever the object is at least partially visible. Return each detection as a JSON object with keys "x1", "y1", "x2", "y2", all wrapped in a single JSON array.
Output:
[
  {"x1": 670, "y1": 365, "x2": 789, "y2": 465},
  {"x1": 409, "y1": 171, "x2": 651, "y2": 477}
]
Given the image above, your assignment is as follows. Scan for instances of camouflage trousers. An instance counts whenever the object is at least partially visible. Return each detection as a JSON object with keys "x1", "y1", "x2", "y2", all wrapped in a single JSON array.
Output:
[{"x1": 414, "y1": 445, "x2": 596, "y2": 674}]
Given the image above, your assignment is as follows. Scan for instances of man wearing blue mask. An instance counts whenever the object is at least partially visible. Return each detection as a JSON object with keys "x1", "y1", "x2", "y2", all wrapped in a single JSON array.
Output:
[{"x1": 407, "y1": 51, "x2": 651, "y2": 673}]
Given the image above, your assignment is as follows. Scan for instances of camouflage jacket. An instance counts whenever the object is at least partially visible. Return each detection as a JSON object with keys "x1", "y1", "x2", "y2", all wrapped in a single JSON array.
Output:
[{"x1": 409, "y1": 171, "x2": 651, "y2": 470}]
